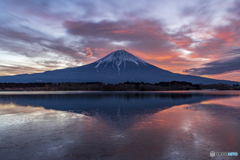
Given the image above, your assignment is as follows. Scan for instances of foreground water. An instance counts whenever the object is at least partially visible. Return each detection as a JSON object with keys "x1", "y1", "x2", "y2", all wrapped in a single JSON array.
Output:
[{"x1": 0, "y1": 91, "x2": 240, "y2": 160}]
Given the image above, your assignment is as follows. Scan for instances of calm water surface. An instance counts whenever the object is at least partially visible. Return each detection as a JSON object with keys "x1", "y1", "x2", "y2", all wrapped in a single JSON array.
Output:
[{"x1": 0, "y1": 91, "x2": 240, "y2": 160}]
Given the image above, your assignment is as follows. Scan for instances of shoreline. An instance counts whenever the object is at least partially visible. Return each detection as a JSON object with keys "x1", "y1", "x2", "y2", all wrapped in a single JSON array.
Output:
[{"x1": 0, "y1": 81, "x2": 240, "y2": 91}]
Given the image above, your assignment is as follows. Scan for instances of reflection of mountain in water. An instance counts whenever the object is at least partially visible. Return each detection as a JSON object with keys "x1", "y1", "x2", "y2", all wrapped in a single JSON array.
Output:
[
  {"x1": 0, "y1": 92, "x2": 236, "y2": 117},
  {"x1": 1, "y1": 92, "x2": 240, "y2": 160}
]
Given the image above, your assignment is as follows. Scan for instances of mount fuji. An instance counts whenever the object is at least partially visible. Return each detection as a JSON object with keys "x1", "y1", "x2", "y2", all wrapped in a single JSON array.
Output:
[{"x1": 0, "y1": 50, "x2": 238, "y2": 85}]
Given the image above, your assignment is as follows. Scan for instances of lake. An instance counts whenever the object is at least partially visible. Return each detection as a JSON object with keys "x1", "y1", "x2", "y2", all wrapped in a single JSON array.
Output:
[{"x1": 0, "y1": 91, "x2": 240, "y2": 160}]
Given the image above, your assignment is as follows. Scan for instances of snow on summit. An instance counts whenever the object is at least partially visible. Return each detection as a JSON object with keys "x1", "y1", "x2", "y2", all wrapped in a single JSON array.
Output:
[{"x1": 95, "y1": 50, "x2": 147, "y2": 72}]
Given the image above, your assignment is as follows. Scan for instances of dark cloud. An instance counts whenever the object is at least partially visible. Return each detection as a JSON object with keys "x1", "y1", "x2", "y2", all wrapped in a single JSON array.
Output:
[
  {"x1": 0, "y1": 27, "x2": 46, "y2": 44},
  {"x1": 227, "y1": 49, "x2": 240, "y2": 55},
  {"x1": 2, "y1": 0, "x2": 70, "y2": 22},
  {"x1": 181, "y1": 7, "x2": 196, "y2": 17},
  {"x1": 184, "y1": 49, "x2": 240, "y2": 75},
  {"x1": 180, "y1": 1, "x2": 214, "y2": 22},
  {"x1": 0, "y1": 26, "x2": 87, "y2": 59},
  {"x1": 64, "y1": 20, "x2": 165, "y2": 41},
  {"x1": 63, "y1": 19, "x2": 175, "y2": 58},
  {"x1": 228, "y1": 0, "x2": 240, "y2": 16},
  {"x1": 40, "y1": 43, "x2": 82, "y2": 58}
]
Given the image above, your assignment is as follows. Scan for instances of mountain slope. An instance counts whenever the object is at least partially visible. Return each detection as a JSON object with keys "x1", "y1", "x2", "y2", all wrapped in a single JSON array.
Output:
[{"x1": 0, "y1": 50, "x2": 239, "y2": 85}]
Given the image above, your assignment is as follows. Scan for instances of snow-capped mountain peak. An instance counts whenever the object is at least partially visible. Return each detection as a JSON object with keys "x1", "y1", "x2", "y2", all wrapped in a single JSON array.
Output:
[
  {"x1": 95, "y1": 50, "x2": 147, "y2": 72},
  {"x1": 0, "y1": 50, "x2": 237, "y2": 85}
]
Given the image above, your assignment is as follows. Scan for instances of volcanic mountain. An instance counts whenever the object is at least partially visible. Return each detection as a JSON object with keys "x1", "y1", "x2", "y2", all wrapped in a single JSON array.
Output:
[{"x1": 0, "y1": 50, "x2": 238, "y2": 84}]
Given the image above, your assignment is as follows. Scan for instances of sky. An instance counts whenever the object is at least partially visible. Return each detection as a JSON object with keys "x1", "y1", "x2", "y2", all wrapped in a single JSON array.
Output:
[{"x1": 0, "y1": 0, "x2": 240, "y2": 82}]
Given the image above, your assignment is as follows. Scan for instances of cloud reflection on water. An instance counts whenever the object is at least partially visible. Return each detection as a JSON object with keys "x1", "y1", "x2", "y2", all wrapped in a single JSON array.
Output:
[{"x1": 0, "y1": 91, "x2": 239, "y2": 160}]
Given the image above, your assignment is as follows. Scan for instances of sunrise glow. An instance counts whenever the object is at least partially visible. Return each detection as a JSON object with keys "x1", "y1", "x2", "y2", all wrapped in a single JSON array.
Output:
[{"x1": 0, "y1": 0, "x2": 240, "y2": 82}]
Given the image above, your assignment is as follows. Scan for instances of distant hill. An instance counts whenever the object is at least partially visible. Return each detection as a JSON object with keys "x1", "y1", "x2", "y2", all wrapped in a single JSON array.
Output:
[{"x1": 0, "y1": 50, "x2": 239, "y2": 85}]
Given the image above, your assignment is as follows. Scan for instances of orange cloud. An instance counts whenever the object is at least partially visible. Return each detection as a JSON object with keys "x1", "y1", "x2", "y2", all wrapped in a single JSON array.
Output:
[
  {"x1": 210, "y1": 72, "x2": 240, "y2": 82},
  {"x1": 215, "y1": 31, "x2": 234, "y2": 42},
  {"x1": 84, "y1": 47, "x2": 93, "y2": 57},
  {"x1": 170, "y1": 37, "x2": 193, "y2": 49},
  {"x1": 111, "y1": 30, "x2": 134, "y2": 34},
  {"x1": 155, "y1": 56, "x2": 172, "y2": 61}
]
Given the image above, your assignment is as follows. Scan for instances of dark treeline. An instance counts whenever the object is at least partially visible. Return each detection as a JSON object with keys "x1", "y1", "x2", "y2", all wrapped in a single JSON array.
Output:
[{"x1": 0, "y1": 81, "x2": 240, "y2": 91}]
